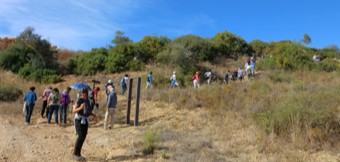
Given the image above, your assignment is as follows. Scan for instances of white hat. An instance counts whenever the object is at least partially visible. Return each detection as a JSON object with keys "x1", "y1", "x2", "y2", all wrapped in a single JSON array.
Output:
[
  {"x1": 173, "y1": 71, "x2": 176, "y2": 74},
  {"x1": 108, "y1": 79, "x2": 112, "y2": 83}
]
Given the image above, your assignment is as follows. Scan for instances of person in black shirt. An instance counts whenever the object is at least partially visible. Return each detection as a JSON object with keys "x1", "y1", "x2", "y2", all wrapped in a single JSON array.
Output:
[{"x1": 72, "y1": 88, "x2": 96, "y2": 161}]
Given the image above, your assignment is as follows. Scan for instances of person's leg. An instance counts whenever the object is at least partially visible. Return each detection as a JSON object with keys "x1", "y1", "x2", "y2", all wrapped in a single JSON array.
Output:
[
  {"x1": 104, "y1": 109, "x2": 109, "y2": 129},
  {"x1": 47, "y1": 106, "x2": 53, "y2": 123},
  {"x1": 46, "y1": 105, "x2": 49, "y2": 119},
  {"x1": 59, "y1": 105, "x2": 63, "y2": 123},
  {"x1": 63, "y1": 104, "x2": 68, "y2": 123},
  {"x1": 54, "y1": 105, "x2": 59, "y2": 124},
  {"x1": 109, "y1": 109, "x2": 115, "y2": 128},
  {"x1": 74, "y1": 119, "x2": 88, "y2": 157},
  {"x1": 41, "y1": 100, "x2": 47, "y2": 118},
  {"x1": 25, "y1": 104, "x2": 30, "y2": 124}
]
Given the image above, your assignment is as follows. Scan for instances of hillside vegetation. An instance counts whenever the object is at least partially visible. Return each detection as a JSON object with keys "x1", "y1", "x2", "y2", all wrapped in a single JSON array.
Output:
[{"x1": 0, "y1": 27, "x2": 339, "y2": 161}]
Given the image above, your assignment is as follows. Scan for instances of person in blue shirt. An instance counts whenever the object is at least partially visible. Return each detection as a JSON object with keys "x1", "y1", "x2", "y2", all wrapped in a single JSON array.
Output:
[
  {"x1": 146, "y1": 71, "x2": 154, "y2": 89},
  {"x1": 120, "y1": 74, "x2": 129, "y2": 95},
  {"x1": 23, "y1": 87, "x2": 37, "y2": 125}
]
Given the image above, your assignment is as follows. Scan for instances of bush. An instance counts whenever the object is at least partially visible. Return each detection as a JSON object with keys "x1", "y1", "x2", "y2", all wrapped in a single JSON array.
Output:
[
  {"x1": 0, "y1": 85, "x2": 22, "y2": 101},
  {"x1": 18, "y1": 64, "x2": 61, "y2": 83},
  {"x1": 254, "y1": 91, "x2": 339, "y2": 142},
  {"x1": 317, "y1": 58, "x2": 339, "y2": 72},
  {"x1": 142, "y1": 128, "x2": 160, "y2": 155}
]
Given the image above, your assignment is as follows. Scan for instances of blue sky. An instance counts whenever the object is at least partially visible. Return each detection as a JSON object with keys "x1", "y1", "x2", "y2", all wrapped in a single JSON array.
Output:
[{"x1": 1, "y1": 0, "x2": 339, "y2": 51}]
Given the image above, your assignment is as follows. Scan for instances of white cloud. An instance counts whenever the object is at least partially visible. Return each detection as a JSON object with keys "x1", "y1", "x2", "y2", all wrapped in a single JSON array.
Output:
[{"x1": 0, "y1": 0, "x2": 149, "y2": 50}]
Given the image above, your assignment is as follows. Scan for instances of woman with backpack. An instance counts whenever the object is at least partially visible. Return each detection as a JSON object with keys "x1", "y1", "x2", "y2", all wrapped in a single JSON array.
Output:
[
  {"x1": 120, "y1": 74, "x2": 129, "y2": 95},
  {"x1": 47, "y1": 88, "x2": 60, "y2": 124},
  {"x1": 60, "y1": 87, "x2": 71, "y2": 124},
  {"x1": 72, "y1": 88, "x2": 96, "y2": 161}
]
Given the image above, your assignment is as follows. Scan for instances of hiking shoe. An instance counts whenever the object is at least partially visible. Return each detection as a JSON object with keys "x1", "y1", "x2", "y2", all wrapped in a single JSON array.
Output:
[{"x1": 73, "y1": 155, "x2": 86, "y2": 161}]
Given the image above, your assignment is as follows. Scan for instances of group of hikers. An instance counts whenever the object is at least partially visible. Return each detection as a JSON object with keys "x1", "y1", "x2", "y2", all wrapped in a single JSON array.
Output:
[
  {"x1": 168, "y1": 56, "x2": 257, "y2": 88},
  {"x1": 23, "y1": 79, "x2": 120, "y2": 160},
  {"x1": 21, "y1": 56, "x2": 256, "y2": 161}
]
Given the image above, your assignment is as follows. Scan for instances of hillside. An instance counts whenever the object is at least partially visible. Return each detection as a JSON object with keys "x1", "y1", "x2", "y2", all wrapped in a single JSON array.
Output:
[{"x1": 0, "y1": 66, "x2": 339, "y2": 162}]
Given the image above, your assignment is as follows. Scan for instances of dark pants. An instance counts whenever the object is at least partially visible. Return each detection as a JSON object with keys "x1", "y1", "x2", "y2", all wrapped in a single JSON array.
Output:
[
  {"x1": 48, "y1": 105, "x2": 59, "y2": 124},
  {"x1": 25, "y1": 103, "x2": 35, "y2": 124},
  {"x1": 41, "y1": 100, "x2": 49, "y2": 118},
  {"x1": 122, "y1": 84, "x2": 127, "y2": 95},
  {"x1": 59, "y1": 104, "x2": 68, "y2": 124},
  {"x1": 74, "y1": 118, "x2": 88, "y2": 156}
]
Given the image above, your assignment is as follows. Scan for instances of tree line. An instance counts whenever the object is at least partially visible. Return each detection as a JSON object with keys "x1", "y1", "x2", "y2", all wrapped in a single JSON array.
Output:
[{"x1": 0, "y1": 27, "x2": 339, "y2": 83}]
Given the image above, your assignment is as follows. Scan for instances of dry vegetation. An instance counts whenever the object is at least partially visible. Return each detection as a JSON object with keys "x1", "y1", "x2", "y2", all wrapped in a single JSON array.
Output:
[{"x1": 0, "y1": 65, "x2": 339, "y2": 161}]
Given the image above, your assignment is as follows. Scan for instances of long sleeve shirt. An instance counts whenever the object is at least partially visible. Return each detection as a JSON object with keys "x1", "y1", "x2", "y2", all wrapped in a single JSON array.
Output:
[
  {"x1": 107, "y1": 91, "x2": 117, "y2": 109},
  {"x1": 24, "y1": 91, "x2": 37, "y2": 105}
]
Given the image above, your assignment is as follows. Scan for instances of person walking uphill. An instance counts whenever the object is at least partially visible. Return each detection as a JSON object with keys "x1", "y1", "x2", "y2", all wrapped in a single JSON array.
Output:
[
  {"x1": 104, "y1": 85, "x2": 117, "y2": 130},
  {"x1": 24, "y1": 87, "x2": 37, "y2": 125},
  {"x1": 146, "y1": 71, "x2": 154, "y2": 89},
  {"x1": 72, "y1": 88, "x2": 96, "y2": 161},
  {"x1": 170, "y1": 71, "x2": 178, "y2": 88},
  {"x1": 120, "y1": 74, "x2": 129, "y2": 95},
  {"x1": 47, "y1": 88, "x2": 60, "y2": 124},
  {"x1": 192, "y1": 71, "x2": 200, "y2": 89},
  {"x1": 60, "y1": 88, "x2": 71, "y2": 124},
  {"x1": 41, "y1": 86, "x2": 52, "y2": 118}
]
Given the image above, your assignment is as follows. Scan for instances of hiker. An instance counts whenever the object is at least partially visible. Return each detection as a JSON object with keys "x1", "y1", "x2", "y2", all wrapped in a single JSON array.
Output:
[
  {"x1": 238, "y1": 68, "x2": 243, "y2": 82},
  {"x1": 47, "y1": 88, "x2": 60, "y2": 124},
  {"x1": 40, "y1": 86, "x2": 52, "y2": 118},
  {"x1": 72, "y1": 88, "x2": 96, "y2": 161},
  {"x1": 104, "y1": 85, "x2": 117, "y2": 130},
  {"x1": 245, "y1": 63, "x2": 252, "y2": 80},
  {"x1": 250, "y1": 56, "x2": 256, "y2": 76},
  {"x1": 92, "y1": 87, "x2": 100, "y2": 116},
  {"x1": 105, "y1": 80, "x2": 114, "y2": 96},
  {"x1": 205, "y1": 70, "x2": 212, "y2": 85},
  {"x1": 120, "y1": 74, "x2": 129, "y2": 95},
  {"x1": 192, "y1": 71, "x2": 200, "y2": 89},
  {"x1": 146, "y1": 71, "x2": 154, "y2": 89},
  {"x1": 224, "y1": 70, "x2": 230, "y2": 84},
  {"x1": 232, "y1": 70, "x2": 238, "y2": 81},
  {"x1": 170, "y1": 71, "x2": 178, "y2": 88},
  {"x1": 60, "y1": 87, "x2": 71, "y2": 124},
  {"x1": 23, "y1": 86, "x2": 37, "y2": 125}
]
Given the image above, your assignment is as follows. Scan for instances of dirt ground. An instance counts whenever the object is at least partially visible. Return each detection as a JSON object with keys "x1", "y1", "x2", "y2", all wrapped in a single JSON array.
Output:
[{"x1": 0, "y1": 97, "x2": 339, "y2": 162}]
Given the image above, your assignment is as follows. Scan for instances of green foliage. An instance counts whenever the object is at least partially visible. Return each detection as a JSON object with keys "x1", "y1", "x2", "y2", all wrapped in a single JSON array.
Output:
[
  {"x1": 303, "y1": 33, "x2": 312, "y2": 45},
  {"x1": 142, "y1": 128, "x2": 160, "y2": 155},
  {"x1": 317, "y1": 58, "x2": 339, "y2": 72},
  {"x1": 0, "y1": 85, "x2": 22, "y2": 101},
  {"x1": 112, "y1": 30, "x2": 132, "y2": 45},
  {"x1": 18, "y1": 64, "x2": 61, "y2": 83},
  {"x1": 254, "y1": 91, "x2": 339, "y2": 138},
  {"x1": 212, "y1": 31, "x2": 251, "y2": 59},
  {"x1": 249, "y1": 39, "x2": 268, "y2": 57},
  {"x1": 0, "y1": 27, "x2": 60, "y2": 82},
  {"x1": 68, "y1": 48, "x2": 108, "y2": 75},
  {"x1": 137, "y1": 36, "x2": 170, "y2": 62},
  {"x1": 173, "y1": 35, "x2": 216, "y2": 61}
]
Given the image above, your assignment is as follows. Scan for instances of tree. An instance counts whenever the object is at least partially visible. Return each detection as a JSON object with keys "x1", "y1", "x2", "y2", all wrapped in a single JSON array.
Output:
[
  {"x1": 249, "y1": 40, "x2": 268, "y2": 57},
  {"x1": 112, "y1": 31, "x2": 132, "y2": 45},
  {"x1": 136, "y1": 36, "x2": 170, "y2": 62},
  {"x1": 302, "y1": 33, "x2": 312, "y2": 45}
]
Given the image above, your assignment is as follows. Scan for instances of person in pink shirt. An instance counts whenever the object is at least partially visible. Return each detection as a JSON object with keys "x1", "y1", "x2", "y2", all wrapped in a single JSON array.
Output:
[
  {"x1": 192, "y1": 71, "x2": 200, "y2": 89},
  {"x1": 41, "y1": 86, "x2": 52, "y2": 118}
]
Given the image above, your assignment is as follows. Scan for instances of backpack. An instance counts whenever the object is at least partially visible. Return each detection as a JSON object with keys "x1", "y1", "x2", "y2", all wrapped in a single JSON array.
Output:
[
  {"x1": 120, "y1": 78, "x2": 125, "y2": 85},
  {"x1": 77, "y1": 98, "x2": 93, "y2": 117},
  {"x1": 50, "y1": 93, "x2": 60, "y2": 105},
  {"x1": 60, "y1": 93, "x2": 69, "y2": 105}
]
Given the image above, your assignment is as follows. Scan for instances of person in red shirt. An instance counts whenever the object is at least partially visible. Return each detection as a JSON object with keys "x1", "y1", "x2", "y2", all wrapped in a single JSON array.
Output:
[
  {"x1": 93, "y1": 87, "x2": 100, "y2": 116},
  {"x1": 192, "y1": 71, "x2": 200, "y2": 89}
]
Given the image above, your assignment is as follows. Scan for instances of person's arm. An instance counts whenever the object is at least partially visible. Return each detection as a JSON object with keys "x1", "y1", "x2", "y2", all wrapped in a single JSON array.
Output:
[
  {"x1": 47, "y1": 95, "x2": 50, "y2": 106},
  {"x1": 34, "y1": 93, "x2": 37, "y2": 102},
  {"x1": 107, "y1": 94, "x2": 112, "y2": 109},
  {"x1": 72, "y1": 103, "x2": 84, "y2": 114}
]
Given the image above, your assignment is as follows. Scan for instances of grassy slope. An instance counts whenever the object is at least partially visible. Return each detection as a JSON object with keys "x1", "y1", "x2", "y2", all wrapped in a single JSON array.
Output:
[{"x1": 0, "y1": 65, "x2": 339, "y2": 161}]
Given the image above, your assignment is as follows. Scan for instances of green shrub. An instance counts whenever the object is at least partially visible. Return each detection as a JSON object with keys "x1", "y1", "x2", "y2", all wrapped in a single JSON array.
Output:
[
  {"x1": 317, "y1": 58, "x2": 339, "y2": 72},
  {"x1": 142, "y1": 128, "x2": 160, "y2": 155},
  {"x1": 254, "y1": 91, "x2": 339, "y2": 140},
  {"x1": 0, "y1": 85, "x2": 22, "y2": 101},
  {"x1": 18, "y1": 64, "x2": 61, "y2": 83}
]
